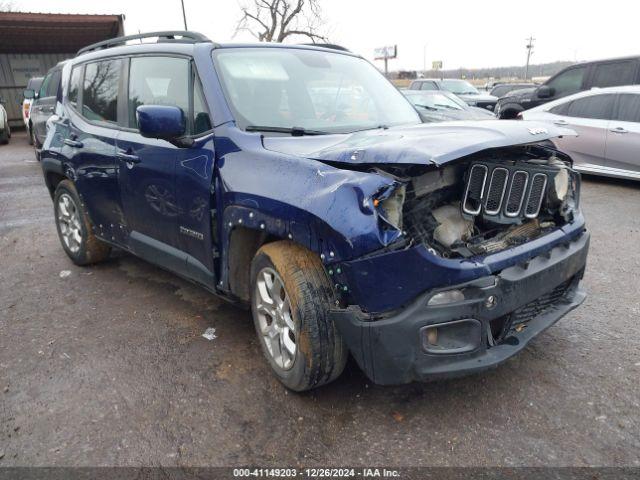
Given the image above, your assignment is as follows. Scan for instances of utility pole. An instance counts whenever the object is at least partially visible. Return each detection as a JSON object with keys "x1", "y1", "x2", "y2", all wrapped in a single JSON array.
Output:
[
  {"x1": 525, "y1": 35, "x2": 535, "y2": 80},
  {"x1": 180, "y1": 0, "x2": 188, "y2": 30}
]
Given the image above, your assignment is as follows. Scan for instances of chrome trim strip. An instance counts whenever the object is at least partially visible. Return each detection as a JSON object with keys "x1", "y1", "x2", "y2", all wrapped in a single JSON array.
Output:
[
  {"x1": 505, "y1": 170, "x2": 529, "y2": 217},
  {"x1": 524, "y1": 173, "x2": 548, "y2": 218},
  {"x1": 462, "y1": 164, "x2": 488, "y2": 216},
  {"x1": 484, "y1": 167, "x2": 509, "y2": 215}
]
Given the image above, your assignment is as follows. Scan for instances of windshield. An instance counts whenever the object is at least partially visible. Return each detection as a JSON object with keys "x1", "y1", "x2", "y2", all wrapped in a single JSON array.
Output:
[
  {"x1": 404, "y1": 92, "x2": 465, "y2": 110},
  {"x1": 213, "y1": 48, "x2": 420, "y2": 134},
  {"x1": 441, "y1": 79, "x2": 479, "y2": 95}
]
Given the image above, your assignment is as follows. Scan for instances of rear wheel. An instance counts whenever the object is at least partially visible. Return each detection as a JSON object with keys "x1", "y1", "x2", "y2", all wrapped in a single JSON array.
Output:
[
  {"x1": 250, "y1": 241, "x2": 347, "y2": 391},
  {"x1": 53, "y1": 180, "x2": 111, "y2": 265}
]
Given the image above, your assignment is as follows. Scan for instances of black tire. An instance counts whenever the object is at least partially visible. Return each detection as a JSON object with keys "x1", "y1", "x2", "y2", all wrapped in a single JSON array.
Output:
[
  {"x1": 250, "y1": 241, "x2": 348, "y2": 391},
  {"x1": 27, "y1": 125, "x2": 34, "y2": 145},
  {"x1": 53, "y1": 180, "x2": 111, "y2": 266},
  {"x1": 0, "y1": 121, "x2": 8, "y2": 145}
]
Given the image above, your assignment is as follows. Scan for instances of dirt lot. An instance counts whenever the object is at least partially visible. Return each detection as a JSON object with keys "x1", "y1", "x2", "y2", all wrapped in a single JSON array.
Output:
[{"x1": 1, "y1": 131, "x2": 639, "y2": 467}]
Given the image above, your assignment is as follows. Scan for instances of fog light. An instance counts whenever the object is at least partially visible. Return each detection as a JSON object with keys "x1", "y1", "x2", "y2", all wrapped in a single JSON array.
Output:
[
  {"x1": 428, "y1": 289, "x2": 465, "y2": 306},
  {"x1": 485, "y1": 295, "x2": 498, "y2": 309},
  {"x1": 421, "y1": 319, "x2": 482, "y2": 354}
]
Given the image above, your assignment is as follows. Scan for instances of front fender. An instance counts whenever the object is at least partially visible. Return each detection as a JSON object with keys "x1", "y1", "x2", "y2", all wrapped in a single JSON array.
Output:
[{"x1": 215, "y1": 126, "x2": 399, "y2": 265}]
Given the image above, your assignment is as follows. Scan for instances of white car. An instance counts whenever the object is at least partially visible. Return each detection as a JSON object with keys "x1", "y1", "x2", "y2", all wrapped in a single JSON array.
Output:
[
  {"x1": 22, "y1": 76, "x2": 44, "y2": 145},
  {"x1": 0, "y1": 100, "x2": 10, "y2": 145},
  {"x1": 522, "y1": 85, "x2": 640, "y2": 180}
]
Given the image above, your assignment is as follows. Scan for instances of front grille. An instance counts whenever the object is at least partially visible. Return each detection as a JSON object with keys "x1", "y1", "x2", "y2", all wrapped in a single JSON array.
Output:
[{"x1": 462, "y1": 163, "x2": 549, "y2": 220}]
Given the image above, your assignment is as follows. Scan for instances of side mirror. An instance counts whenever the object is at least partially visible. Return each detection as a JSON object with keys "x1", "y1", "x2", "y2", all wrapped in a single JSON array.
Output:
[
  {"x1": 137, "y1": 105, "x2": 186, "y2": 141},
  {"x1": 537, "y1": 85, "x2": 555, "y2": 99},
  {"x1": 23, "y1": 89, "x2": 35, "y2": 100}
]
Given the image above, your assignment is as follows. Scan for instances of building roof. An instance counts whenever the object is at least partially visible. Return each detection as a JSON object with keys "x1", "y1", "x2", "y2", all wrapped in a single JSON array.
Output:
[{"x1": 0, "y1": 11, "x2": 124, "y2": 54}]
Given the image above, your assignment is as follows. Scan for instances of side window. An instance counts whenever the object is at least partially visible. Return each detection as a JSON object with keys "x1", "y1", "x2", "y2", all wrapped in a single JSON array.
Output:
[
  {"x1": 591, "y1": 61, "x2": 636, "y2": 88},
  {"x1": 46, "y1": 70, "x2": 62, "y2": 98},
  {"x1": 82, "y1": 59, "x2": 121, "y2": 124},
  {"x1": 38, "y1": 73, "x2": 51, "y2": 98},
  {"x1": 128, "y1": 56, "x2": 189, "y2": 129},
  {"x1": 547, "y1": 67, "x2": 586, "y2": 97},
  {"x1": 616, "y1": 94, "x2": 640, "y2": 123},
  {"x1": 192, "y1": 77, "x2": 212, "y2": 135},
  {"x1": 68, "y1": 66, "x2": 81, "y2": 109},
  {"x1": 565, "y1": 94, "x2": 615, "y2": 120},
  {"x1": 549, "y1": 102, "x2": 569, "y2": 116},
  {"x1": 421, "y1": 81, "x2": 437, "y2": 91}
]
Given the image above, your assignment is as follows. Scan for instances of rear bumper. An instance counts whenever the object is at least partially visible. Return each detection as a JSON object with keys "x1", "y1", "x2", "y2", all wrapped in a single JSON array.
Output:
[{"x1": 330, "y1": 231, "x2": 589, "y2": 385}]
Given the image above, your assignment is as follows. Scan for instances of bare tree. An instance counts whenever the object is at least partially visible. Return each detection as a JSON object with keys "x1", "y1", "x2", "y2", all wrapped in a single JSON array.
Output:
[
  {"x1": 236, "y1": 0, "x2": 328, "y2": 43},
  {"x1": 0, "y1": 1, "x2": 15, "y2": 12}
]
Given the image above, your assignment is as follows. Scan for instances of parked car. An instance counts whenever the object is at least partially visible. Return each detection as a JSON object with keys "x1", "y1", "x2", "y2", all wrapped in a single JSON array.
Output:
[
  {"x1": 495, "y1": 56, "x2": 640, "y2": 119},
  {"x1": 522, "y1": 85, "x2": 640, "y2": 180},
  {"x1": 41, "y1": 31, "x2": 589, "y2": 391},
  {"x1": 28, "y1": 62, "x2": 65, "y2": 158},
  {"x1": 403, "y1": 90, "x2": 495, "y2": 122},
  {"x1": 0, "y1": 98, "x2": 10, "y2": 144},
  {"x1": 490, "y1": 82, "x2": 536, "y2": 98},
  {"x1": 22, "y1": 76, "x2": 44, "y2": 145},
  {"x1": 408, "y1": 78, "x2": 498, "y2": 111}
]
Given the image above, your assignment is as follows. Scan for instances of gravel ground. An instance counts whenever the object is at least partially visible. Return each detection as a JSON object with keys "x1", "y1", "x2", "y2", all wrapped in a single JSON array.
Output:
[{"x1": 1, "y1": 131, "x2": 639, "y2": 467}]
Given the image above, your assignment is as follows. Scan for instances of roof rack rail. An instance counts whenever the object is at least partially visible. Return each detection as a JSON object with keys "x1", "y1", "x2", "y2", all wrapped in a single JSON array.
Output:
[
  {"x1": 77, "y1": 31, "x2": 212, "y2": 55},
  {"x1": 300, "y1": 43, "x2": 350, "y2": 52}
]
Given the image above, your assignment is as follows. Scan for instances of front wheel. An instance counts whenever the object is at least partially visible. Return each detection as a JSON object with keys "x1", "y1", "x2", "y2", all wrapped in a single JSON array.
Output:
[
  {"x1": 53, "y1": 180, "x2": 111, "y2": 265},
  {"x1": 250, "y1": 241, "x2": 348, "y2": 391}
]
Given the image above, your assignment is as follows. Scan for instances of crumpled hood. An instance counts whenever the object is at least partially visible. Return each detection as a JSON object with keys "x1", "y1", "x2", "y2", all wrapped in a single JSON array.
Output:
[{"x1": 263, "y1": 120, "x2": 575, "y2": 166}]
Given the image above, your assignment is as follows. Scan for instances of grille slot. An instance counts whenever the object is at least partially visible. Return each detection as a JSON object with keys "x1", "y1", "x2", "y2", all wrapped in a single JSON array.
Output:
[
  {"x1": 507, "y1": 277, "x2": 574, "y2": 335},
  {"x1": 504, "y1": 171, "x2": 529, "y2": 217},
  {"x1": 525, "y1": 173, "x2": 548, "y2": 218},
  {"x1": 462, "y1": 164, "x2": 488, "y2": 215},
  {"x1": 484, "y1": 168, "x2": 509, "y2": 215}
]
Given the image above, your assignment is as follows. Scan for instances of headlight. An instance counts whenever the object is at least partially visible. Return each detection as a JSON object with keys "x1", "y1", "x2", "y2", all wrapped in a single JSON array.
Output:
[
  {"x1": 428, "y1": 289, "x2": 465, "y2": 306},
  {"x1": 374, "y1": 184, "x2": 406, "y2": 230}
]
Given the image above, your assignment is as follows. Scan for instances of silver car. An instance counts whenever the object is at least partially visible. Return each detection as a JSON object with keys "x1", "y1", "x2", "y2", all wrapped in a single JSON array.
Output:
[{"x1": 522, "y1": 86, "x2": 640, "y2": 180}]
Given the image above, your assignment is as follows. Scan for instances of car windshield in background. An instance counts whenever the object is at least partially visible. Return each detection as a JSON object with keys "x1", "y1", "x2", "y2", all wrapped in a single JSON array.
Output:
[
  {"x1": 405, "y1": 92, "x2": 465, "y2": 110},
  {"x1": 441, "y1": 79, "x2": 480, "y2": 95},
  {"x1": 213, "y1": 47, "x2": 420, "y2": 134}
]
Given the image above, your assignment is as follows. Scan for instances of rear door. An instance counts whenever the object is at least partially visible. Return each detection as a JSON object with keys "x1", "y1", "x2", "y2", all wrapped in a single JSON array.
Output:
[
  {"x1": 64, "y1": 59, "x2": 124, "y2": 243},
  {"x1": 550, "y1": 93, "x2": 616, "y2": 170},
  {"x1": 604, "y1": 93, "x2": 640, "y2": 175}
]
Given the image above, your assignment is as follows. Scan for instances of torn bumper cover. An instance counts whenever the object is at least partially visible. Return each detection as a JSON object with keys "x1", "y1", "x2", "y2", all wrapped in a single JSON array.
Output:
[{"x1": 330, "y1": 230, "x2": 589, "y2": 385}]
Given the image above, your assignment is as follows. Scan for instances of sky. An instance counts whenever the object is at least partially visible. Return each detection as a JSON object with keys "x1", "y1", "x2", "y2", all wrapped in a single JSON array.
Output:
[{"x1": 9, "y1": 0, "x2": 640, "y2": 71}]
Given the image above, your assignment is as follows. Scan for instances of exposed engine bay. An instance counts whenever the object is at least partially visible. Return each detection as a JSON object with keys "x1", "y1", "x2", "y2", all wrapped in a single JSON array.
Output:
[{"x1": 375, "y1": 145, "x2": 581, "y2": 258}]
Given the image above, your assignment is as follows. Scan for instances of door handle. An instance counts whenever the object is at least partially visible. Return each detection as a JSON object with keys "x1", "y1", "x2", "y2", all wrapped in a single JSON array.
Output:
[
  {"x1": 553, "y1": 119, "x2": 569, "y2": 125},
  {"x1": 64, "y1": 138, "x2": 84, "y2": 148},
  {"x1": 116, "y1": 150, "x2": 141, "y2": 164},
  {"x1": 609, "y1": 126, "x2": 629, "y2": 134}
]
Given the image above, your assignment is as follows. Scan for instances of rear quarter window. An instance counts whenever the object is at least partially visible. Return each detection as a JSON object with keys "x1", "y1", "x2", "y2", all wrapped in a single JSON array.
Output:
[{"x1": 591, "y1": 61, "x2": 637, "y2": 88}]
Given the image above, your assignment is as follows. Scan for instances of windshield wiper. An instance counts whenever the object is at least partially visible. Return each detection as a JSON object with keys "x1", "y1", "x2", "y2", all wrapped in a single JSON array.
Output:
[
  {"x1": 434, "y1": 104, "x2": 459, "y2": 110},
  {"x1": 415, "y1": 104, "x2": 438, "y2": 111},
  {"x1": 245, "y1": 125, "x2": 328, "y2": 136}
]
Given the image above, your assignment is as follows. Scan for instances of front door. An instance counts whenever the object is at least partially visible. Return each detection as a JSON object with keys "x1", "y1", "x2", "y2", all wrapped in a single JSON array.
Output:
[{"x1": 117, "y1": 55, "x2": 215, "y2": 285}]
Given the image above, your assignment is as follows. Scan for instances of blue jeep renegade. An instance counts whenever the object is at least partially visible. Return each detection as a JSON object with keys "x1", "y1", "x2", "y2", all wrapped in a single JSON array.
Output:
[{"x1": 41, "y1": 31, "x2": 589, "y2": 390}]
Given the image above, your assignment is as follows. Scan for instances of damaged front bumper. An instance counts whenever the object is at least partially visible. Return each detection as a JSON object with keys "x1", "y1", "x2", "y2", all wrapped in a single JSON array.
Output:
[{"x1": 330, "y1": 230, "x2": 589, "y2": 385}]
